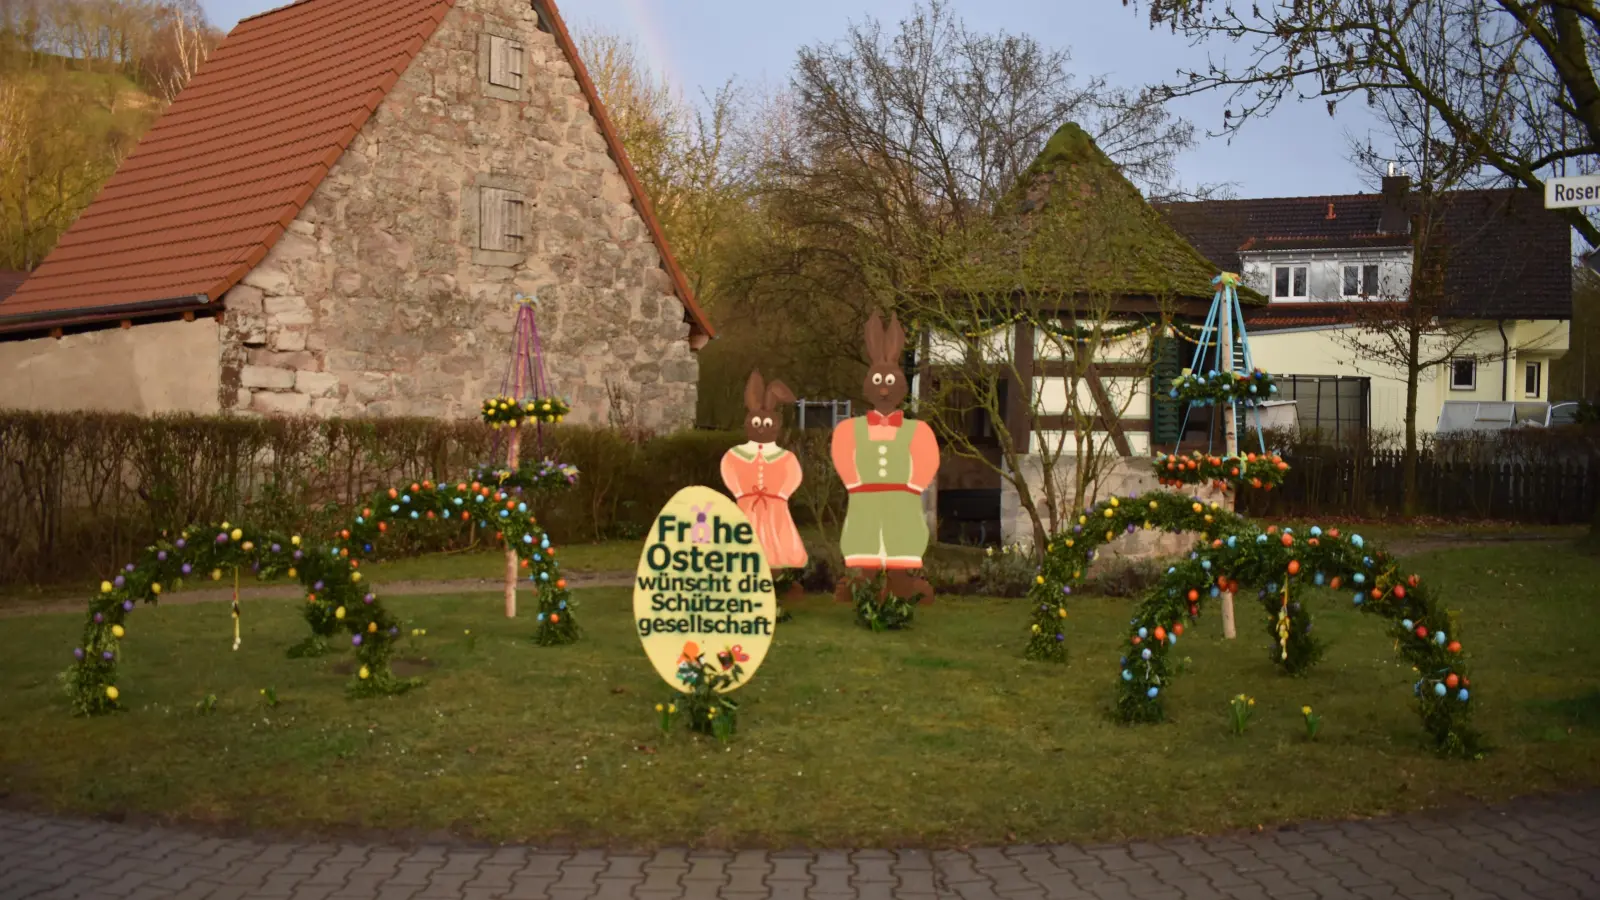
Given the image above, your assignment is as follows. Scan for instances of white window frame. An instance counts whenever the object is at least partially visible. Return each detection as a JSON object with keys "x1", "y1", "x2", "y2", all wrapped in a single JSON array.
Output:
[
  {"x1": 1273, "y1": 264, "x2": 1308, "y2": 300},
  {"x1": 1449, "y1": 357, "x2": 1477, "y2": 391},
  {"x1": 1523, "y1": 360, "x2": 1542, "y2": 398},
  {"x1": 1341, "y1": 263, "x2": 1380, "y2": 298}
]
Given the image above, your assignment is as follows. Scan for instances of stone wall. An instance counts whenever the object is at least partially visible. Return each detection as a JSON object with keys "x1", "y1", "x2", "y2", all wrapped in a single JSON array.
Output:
[
  {"x1": 0, "y1": 318, "x2": 221, "y2": 414},
  {"x1": 1000, "y1": 455, "x2": 1227, "y2": 564},
  {"x1": 218, "y1": 0, "x2": 697, "y2": 426}
]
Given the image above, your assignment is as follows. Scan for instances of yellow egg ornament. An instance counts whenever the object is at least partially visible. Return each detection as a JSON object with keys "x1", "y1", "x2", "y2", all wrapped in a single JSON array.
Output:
[
  {"x1": 367, "y1": 622, "x2": 377, "y2": 633},
  {"x1": 335, "y1": 606, "x2": 346, "y2": 620},
  {"x1": 230, "y1": 528, "x2": 242, "y2": 541},
  {"x1": 291, "y1": 535, "x2": 301, "y2": 546},
  {"x1": 152, "y1": 583, "x2": 162, "y2": 594},
  {"x1": 100, "y1": 581, "x2": 112, "y2": 593},
  {"x1": 211, "y1": 569, "x2": 222, "y2": 581},
  {"x1": 105, "y1": 686, "x2": 119, "y2": 700},
  {"x1": 358, "y1": 666, "x2": 371, "y2": 680},
  {"x1": 111, "y1": 625, "x2": 125, "y2": 638},
  {"x1": 351, "y1": 572, "x2": 362, "y2": 583}
]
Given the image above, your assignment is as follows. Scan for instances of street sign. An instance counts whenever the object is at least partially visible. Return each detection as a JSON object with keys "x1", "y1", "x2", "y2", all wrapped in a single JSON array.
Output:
[{"x1": 1546, "y1": 174, "x2": 1600, "y2": 208}]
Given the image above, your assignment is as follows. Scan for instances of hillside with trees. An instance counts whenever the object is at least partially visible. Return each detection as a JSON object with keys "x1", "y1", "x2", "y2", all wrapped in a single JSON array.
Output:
[{"x1": 0, "y1": 0, "x2": 221, "y2": 270}]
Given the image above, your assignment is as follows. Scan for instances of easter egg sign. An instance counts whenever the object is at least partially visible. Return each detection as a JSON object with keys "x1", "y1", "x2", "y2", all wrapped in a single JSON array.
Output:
[{"x1": 634, "y1": 485, "x2": 776, "y2": 693}]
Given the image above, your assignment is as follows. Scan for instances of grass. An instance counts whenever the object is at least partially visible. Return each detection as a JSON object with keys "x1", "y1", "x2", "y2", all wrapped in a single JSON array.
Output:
[{"x1": 1, "y1": 541, "x2": 1597, "y2": 849}]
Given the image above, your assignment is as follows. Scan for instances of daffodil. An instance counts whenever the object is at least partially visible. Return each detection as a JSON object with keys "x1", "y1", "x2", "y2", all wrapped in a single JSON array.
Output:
[{"x1": 1301, "y1": 706, "x2": 1312, "y2": 716}]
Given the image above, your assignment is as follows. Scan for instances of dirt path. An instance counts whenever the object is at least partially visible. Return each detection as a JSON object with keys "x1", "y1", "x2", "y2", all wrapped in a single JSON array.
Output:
[
  {"x1": 1, "y1": 534, "x2": 1575, "y2": 619},
  {"x1": 0, "y1": 572, "x2": 637, "y2": 619}
]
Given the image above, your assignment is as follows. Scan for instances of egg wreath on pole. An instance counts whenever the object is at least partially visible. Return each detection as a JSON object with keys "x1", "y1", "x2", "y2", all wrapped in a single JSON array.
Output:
[{"x1": 1024, "y1": 489, "x2": 1485, "y2": 758}]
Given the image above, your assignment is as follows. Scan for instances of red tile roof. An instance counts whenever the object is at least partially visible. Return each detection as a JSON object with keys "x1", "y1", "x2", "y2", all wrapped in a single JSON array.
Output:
[
  {"x1": 0, "y1": 271, "x2": 25, "y2": 304},
  {"x1": 0, "y1": 0, "x2": 714, "y2": 345},
  {"x1": 1243, "y1": 301, "x2": 1410, "y2": 332}
]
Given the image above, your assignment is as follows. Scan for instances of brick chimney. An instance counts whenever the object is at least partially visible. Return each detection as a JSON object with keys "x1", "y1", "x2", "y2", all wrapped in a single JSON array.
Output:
[{"x1": 1379, "y1": 173, "x2": 1411, "y2": 234}]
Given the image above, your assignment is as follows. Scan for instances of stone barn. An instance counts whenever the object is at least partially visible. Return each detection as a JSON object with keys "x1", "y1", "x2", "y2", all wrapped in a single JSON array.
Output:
[{"x1": 0, "y1": 0, "x2": 712, "y2": 428}]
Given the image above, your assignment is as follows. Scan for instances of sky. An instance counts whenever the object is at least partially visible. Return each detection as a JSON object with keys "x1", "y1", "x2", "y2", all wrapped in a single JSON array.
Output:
[{"x1": 200, "y1": 0, "x2": 1386, "y2": 200}]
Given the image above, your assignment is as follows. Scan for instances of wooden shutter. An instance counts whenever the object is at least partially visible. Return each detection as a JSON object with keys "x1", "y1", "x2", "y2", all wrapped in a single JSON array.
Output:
[
  {"x1": 480, "y1": 188, "x2": 525, "y2": 252},
  {"x1": 506, "y1": 40, "x2": 524, "y2": 89},
  {"x1": 488, "y1": 36, "x2": 523, "y2": 89},
  {"x1": 480, "y1": 188, "x2": 504, "y2": 250},
  {"x1": 1150, "y1": 333, "x2": 1182, "y2": 447},
  {"x1": 502, "y1": 194, "x2": 524, "y2": 252}
]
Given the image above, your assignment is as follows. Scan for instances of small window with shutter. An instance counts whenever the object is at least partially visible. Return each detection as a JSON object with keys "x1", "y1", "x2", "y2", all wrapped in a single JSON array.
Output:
[
  {"x1": 487, "y1": 35, "x2": 524, "y2": 90},
  {"x1": 479, "y1": 188, "x2": 525, "y2": 252}
]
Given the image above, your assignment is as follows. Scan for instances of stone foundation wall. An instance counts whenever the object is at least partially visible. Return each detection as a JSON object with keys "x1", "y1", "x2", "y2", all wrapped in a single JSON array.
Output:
[
  {"x1": 218, "y1": 0, "x2": 697, "y2": 426},
  {"x1": 999, "y1": 455, "x2": 1227, "y2": 564}
]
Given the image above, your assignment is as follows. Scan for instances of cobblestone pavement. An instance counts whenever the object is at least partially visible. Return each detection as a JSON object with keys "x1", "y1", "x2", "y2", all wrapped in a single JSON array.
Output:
[{"x1": 2, "y1": 792, "x2": 1598, "y2": 900}]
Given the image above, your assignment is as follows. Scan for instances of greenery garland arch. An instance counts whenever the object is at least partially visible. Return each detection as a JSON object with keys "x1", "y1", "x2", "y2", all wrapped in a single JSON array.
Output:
[
  {"x1": 1024, "y1": 489, "x2": 1483, "y2": 758},
  {"x1": 67, "y1": 470, "x2": 580, "y2": 717}
]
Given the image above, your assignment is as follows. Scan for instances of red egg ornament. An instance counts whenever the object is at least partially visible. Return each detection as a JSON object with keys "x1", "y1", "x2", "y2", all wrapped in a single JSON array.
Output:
[
  {"x1": 1287, "y1": 560, "x2": 1301, "y2": 575},
  {"x1": 1447, "y1": 641, "x2": 1462, "y2": 654},
  {"x1": 1415, "y1": 625, "x2": 1428, "y2": 638},
  {"x1": 1393, "y1": 585, "x2": 1406, "y2": 599}
]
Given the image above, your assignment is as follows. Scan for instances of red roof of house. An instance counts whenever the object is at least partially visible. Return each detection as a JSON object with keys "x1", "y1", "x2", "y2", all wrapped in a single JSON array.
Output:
[
  {"x1": 0, "y1": 271, "x2": 25, "y2": 304},
  {"x1": 0, "y1": 0, "x2": 714, "y2": 345}
]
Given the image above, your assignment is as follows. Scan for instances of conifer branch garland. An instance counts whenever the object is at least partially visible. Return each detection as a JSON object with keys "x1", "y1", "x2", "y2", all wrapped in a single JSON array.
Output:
[
  {"x1": 67, "y1": 476, "x2": 579, "y2": 716},
  {"x1": 1025, "y1": 489, "x2": 1484, "y2": 758}
]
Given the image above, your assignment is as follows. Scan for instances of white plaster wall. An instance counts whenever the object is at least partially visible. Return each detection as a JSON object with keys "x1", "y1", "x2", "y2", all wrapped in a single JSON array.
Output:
[
  {"x1": 999, "y1": 454, "x2": 1226, "y2": 562},
  {"x1": 0, "y1": 318, "x2": 222, "y2": 413},
  {"x1": 1249, "y1": 319, "x2": 1570, "y2": 434}
]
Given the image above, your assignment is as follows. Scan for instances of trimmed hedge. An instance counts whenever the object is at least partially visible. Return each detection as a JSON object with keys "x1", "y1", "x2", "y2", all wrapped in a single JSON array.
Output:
[{"x1": 0, "y1": 412, "x2": 792, "y2": 587}]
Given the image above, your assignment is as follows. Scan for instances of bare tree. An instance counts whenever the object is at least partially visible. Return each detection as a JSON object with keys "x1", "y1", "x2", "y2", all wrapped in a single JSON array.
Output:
[
  {"x1": 149, "y1": 0, "x2": 210, "y2": 102},
  {"x1": 1131, "y1": 0, "x2": 1600, "y2": 247},
  {"x1": 1322, "y1": 0, "x2": 1565, "y2": 513}
]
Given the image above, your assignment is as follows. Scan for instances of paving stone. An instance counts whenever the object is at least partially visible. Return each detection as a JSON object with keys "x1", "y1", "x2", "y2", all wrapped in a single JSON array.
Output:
[{"x1": 2, "y1": 792, "x2": 1598, "y2": 900}]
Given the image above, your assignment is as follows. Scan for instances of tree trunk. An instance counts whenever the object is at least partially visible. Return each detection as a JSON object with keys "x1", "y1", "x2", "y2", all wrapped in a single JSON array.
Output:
[{"x1": 1403, "y1": 323, "x2": 1422, "y2": 517}]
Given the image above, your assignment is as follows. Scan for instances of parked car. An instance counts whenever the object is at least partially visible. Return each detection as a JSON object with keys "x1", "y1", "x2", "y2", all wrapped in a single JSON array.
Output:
[
  {"x1": 1549, "y1": 401, "x2": 1579, "y2": 427},
  {"x1": 1435, "y1": 400, "x2": 1551, "y2": 433}
]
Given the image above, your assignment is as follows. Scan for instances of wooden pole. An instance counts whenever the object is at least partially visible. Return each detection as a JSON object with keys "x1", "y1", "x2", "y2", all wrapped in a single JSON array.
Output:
[
  {"x1": 1218, "y1": 283, "x2": 1238, "y2": 640},
  {"x1": 504, "y1": 427, "x2": 520, "y2": 618}
]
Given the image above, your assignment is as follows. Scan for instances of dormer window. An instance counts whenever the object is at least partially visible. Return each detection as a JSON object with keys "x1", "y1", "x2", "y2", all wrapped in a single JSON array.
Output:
[
  {"x1": 1273, "y1": 265, "x2": 1308, "y2": 300},
  {"x1": 1342, "y1": 264, "x2": 1380, "y2": 298}
]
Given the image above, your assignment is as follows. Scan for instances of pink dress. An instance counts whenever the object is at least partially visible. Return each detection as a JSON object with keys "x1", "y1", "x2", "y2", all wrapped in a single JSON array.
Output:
[{"x1": 720, "y1": 442, "x2": 808, "y2": 570}]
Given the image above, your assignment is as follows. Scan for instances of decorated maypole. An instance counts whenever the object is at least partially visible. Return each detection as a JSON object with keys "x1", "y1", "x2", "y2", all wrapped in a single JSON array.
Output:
[
  {"x1": 1151, "y1": 272, "x2": 1288, "y2": 639},
  {"x1": 481, "y1": 292, "x2": 571, "y2": 618}
]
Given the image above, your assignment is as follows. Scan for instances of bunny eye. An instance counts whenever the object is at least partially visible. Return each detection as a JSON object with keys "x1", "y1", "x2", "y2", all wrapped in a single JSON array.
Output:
[
  {"x1": 884, "y1": 373, "x2": 897, "y2": 385},
  {"x1": 750, "y1": 416, "x2": 762, "y2": 427},
  {"x1": 871, "y1": 373, "x2": 884, "y2": 385},
  {"x1": 761, "y1": 417, "x2": 774, "y2": 428}
]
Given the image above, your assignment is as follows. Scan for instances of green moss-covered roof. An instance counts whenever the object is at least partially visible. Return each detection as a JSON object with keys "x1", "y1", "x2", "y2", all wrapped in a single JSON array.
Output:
[{"x1": 934, "y1": 123, "x2": 1263, "y2": 306}]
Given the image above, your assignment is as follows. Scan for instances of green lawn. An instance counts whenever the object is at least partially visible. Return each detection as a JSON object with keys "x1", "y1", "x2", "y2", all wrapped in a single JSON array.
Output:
[{"x1": 1, "y1": 541, "x2": 1596, "y2": 849}]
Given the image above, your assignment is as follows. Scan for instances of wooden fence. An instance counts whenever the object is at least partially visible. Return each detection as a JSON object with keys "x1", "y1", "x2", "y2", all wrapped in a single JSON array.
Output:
[{"x1": 1240, "y1": 447, "x2": 1599, "y2": 523}]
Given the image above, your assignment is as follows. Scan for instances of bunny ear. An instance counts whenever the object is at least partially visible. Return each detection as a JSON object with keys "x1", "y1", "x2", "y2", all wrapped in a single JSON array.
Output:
[
  {"x1": 765, "y1": 379, "x2": 797, "y2": 408},
  {"x1": 863, "y1": 310, "x2": 885, "y2": 364},
  {"x1": 883, "y1": 313, "x2": 907, "y2": 360},
  {"x1": 744, "y1": 369, "x2": 765, "y2": 412}
]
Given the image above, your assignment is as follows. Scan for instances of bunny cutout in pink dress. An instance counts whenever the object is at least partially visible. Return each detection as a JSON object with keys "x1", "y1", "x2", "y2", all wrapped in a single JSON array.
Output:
[{"x1": 720, "y1": 442, "x2": 808, "y2": 570}]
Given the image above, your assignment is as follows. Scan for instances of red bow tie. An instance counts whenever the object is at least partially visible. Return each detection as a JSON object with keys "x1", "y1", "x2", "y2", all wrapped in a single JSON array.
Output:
[{"x1": 867, "y1": 410, "x2": 904, "y2": 427}]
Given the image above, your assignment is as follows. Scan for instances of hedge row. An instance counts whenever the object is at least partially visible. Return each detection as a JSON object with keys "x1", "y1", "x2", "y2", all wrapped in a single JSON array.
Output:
[{"x1": 0, "y1": 412, "x2": 845, "y2": 587}]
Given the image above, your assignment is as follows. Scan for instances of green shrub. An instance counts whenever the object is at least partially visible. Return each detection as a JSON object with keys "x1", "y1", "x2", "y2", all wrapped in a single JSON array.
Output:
[{"x1": 0, "y1": 411, "x2": 735, "y2": 588}]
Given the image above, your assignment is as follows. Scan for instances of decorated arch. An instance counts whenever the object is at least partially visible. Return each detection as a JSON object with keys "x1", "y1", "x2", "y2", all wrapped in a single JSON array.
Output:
[
  {"x1": 1025, "y1": 489, "x2": 1484, "y2": 758},
  {"x1": 68, "y1": 467, "x2": 581, "y2": 717}
]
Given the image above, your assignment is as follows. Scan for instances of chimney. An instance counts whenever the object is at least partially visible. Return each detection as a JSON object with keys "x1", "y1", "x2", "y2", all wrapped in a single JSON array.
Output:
[{"x1": 1380, "y1": 174, "x2": 1410, "y2": 234}]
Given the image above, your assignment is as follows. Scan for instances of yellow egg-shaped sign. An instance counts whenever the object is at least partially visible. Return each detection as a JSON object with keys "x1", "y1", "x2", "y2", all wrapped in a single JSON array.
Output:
[{"x1": 634, "y1": 485, "x2": 777, "y2": 693}]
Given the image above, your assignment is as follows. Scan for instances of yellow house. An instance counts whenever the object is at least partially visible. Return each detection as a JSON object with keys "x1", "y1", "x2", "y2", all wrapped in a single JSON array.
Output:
[{"x1": 1159, "y1": 178, "x2": 1572, "y2": 439}]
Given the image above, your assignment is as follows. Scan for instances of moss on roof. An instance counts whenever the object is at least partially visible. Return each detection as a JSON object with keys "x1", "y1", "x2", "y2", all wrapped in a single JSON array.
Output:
[{"x1": 935, "y1": 122, "x2": 1262, "y2": 306}]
